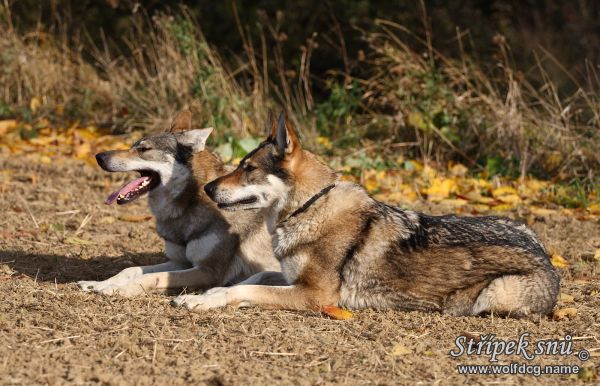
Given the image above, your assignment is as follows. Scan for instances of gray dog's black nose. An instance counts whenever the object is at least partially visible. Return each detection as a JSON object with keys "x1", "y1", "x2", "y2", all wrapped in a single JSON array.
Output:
[{"x1": 95, "y1": 153, "x2": 107, "y2": 168}]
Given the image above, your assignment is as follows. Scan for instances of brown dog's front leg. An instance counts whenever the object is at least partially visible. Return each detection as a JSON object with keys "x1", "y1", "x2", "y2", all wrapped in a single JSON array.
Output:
[{"x1": 172, "y1": 284, "x2": 323, "y2": 311}]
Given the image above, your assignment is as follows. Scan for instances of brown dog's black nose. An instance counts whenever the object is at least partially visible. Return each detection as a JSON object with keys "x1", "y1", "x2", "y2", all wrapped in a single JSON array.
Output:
[{"x1": 204, "y1": 180, "x2": 217, "y2": 200}]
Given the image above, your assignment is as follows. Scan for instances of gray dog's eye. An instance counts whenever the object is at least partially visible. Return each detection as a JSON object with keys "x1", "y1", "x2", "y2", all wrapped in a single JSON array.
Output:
[{"x1": 138, "y1": 146, "x2": 152, "y2": 153}]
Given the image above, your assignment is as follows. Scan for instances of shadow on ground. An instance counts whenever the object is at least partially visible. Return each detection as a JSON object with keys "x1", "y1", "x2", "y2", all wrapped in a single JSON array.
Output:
[{"x1": 0, "y1": 250, "x2": 164, "y2": 283}]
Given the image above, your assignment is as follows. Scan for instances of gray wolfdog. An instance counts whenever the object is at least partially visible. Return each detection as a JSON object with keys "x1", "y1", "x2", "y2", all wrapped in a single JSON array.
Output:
[
  {"x1": 78, "y1": 111, "x2": 283, "y2": 296},
  {"x1": 172, "y1": 113, "x2": 560, "y2": 318}
]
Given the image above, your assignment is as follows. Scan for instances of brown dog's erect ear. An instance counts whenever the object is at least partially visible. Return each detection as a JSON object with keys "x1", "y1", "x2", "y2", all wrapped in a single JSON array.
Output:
[
  {"x1": 275, "y1": 112, "x2": 300, "y2": 154},
  {"x1": 169, "y1": 110, "x2": 192, "y2": 133}
]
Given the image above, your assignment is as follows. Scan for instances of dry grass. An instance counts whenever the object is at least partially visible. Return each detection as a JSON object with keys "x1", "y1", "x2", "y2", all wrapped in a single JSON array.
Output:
[
  {"x1": 361, "y1": 19, "x2": 600, "y2": 181},
  {"x1": 0, "y1": 6, "x2": 260, "y2": 137},
  {"x1": 0, "y1": 3, "x2": 598, "y2": 182},
  {"x1": 0, "y1": 6, "x2": 112, "y2": 122},
  {"x1": 94, "y1": 11, "x2": 254, "y2": 133},
  {"x1": 0, "y1": 5, "x2": 315, "y2": 140}
]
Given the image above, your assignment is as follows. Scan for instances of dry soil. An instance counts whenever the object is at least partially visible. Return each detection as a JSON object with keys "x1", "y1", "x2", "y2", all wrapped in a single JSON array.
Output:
[{"x1": 1, "y1": 156, "x2": 599, "y2": 385}]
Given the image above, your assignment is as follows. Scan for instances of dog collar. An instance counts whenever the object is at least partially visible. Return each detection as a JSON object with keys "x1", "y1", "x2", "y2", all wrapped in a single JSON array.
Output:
[{"x1": 285, "y1": 184, "x2": 336, "y2": 221}]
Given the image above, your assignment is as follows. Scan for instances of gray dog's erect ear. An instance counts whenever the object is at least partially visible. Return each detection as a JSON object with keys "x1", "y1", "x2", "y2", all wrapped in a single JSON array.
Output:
[
  {"x1": 176, "y1": 128, "x2": 213, "y2": 152},
  {"x1": 169, "y1": 110, "x2": 192, "y2": 132}
]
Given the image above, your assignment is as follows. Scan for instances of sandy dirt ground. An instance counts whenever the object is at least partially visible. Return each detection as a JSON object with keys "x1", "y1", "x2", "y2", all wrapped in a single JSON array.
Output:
[{"x1": 1, "y1": 156, "x2": 599, "y2": 385}]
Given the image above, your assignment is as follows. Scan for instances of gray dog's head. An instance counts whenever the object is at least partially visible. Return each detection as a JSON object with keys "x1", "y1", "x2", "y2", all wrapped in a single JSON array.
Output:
[{"x1": 96, "y1": 128, "x2": 212, "y2": 205}]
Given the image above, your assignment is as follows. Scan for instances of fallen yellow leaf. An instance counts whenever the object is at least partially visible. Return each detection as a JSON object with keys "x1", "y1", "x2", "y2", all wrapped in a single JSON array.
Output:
[
  {"x1": 320, "y1": 305, "x2": 353, "y2": 320},
  {"x1": 472, "y1": 178, "x2": 492, "y2": 190},
  {"x1": 30, "y1": 97, "x2": 42, "y2": 113},
  {"x1": 422, "y1": 165, "x2": 438, "y2": 180},
  {"x1": 317, "y1": 136, "x2": 332, "y2": 150},
  {"x1": 392, "y1": 343, "x2": 412, "y2": 356},
  {"x1": 404, "y1": 160, "x2": 423, "y2": 172},
  {"x1": 460, "y1": 190, "x2": 483, "y2": 201},
  {"x1": 588, "y1": 204, "x2": 600, "y2": 215},
  {"x1": 449, "y1": 163, "x2": 468, "y2": 177},
  {"x1": 29, "y1": 136, "x2": 57, "y2": 146},
  {"x1": 553, "y1": 307, "x2": 577, "y2": 320},
  {"x1": 471, "y1": 204, "x2": 490, "y2": 212},
  {"x1": 559, "y1": 293, "x2": 575, "y2": 303},
  {"x1": 439, "y1": 198, "x2": 468, "y2": 207},
  {"x1": 423, "y1": 178, "x2": 457, "y2": 201},
  {"x1": 55, "y1": 104, "x2": 64, "y2": 116},
  {"x1": 492, "y1": 186, "x2": 519, "y2": 198},
  {"x1": 81, "y1": 155, "x2": 97, "y2": 167},
  {"x1": 374, "y1": 192, "x2": 395, "y2": 202},
  {"x1": 473, "y1": 196, "x2": 496, "y2": 205},
  {"x1": 73, "y1": 127, "x2": 98, "y2": 142},
  {"x1": 497, "y1": 194, "x2": 522, "y2": 205},
  {"x1": 525, "y1": 179, "x2": 548, "y2": 191},
  {"x1": 74, "y1": 142, "x2": 92, "y2": 159},
  {"x1": 340, "y1": 173, "x2": 358, "y2": 182},
  {"x1": 530, "y1": 207, "x2": 557, "y2": 217},
  {"x1": 594, "y1": 249, "x2": 600, "y2": 261},
  {"x1": 551, "y1": 254, "x2": 569, "y2": 269},
  {"x1": 364, "y1": 178, "x2": 379, "y2": 193},
  {"x1": 407, "y1": 111, "x2": 427, "y2": 130},
  {"x1": 377, "y1": 184, "x2": 420, "y2": 203},
  {"x1": 545, "y1": 152, "x2": 562, "y2": 171},
  {"x1": 99, "y1": 216, "x2": 117, "y2": 224},
  {"x1": 0, "y1": 119, "x2": 17, "y2": 135},
  {"x1": 118, "y1": 215, "x2": 152, "y2": 222},
  {"x1": 577, "y1": 367, "x2": 597, "y2": 382},
  {"x1": 402, "y1": 188, "x2": 419, "y2": 202},
  {"x1": 520, "y1": 179, "x2": 548, "y2": 197},
  {"x1": 491, "y1": 204, "x2": 514, "y2": 212}
]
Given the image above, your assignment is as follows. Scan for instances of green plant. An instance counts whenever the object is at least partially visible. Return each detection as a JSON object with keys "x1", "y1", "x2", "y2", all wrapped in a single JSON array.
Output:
[
  {"x1": 0, "y1": 102, "x2": 14, "y2": 119},
  {"x1": 314, "y1": 80, "x2": 362, "y2": 140}
]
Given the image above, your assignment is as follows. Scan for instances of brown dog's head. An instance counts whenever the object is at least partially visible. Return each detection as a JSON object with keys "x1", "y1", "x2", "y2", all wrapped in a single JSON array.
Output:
[{"x1": 204, "y1": 112, "x2": 302, "y2": 211}]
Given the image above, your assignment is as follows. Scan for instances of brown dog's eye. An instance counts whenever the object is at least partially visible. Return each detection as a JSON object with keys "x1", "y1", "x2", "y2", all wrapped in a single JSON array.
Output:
[
  {"x1": 138, "y1": 146, "x2": 152, "y2": 153},
  {"x1": 244, "y1": 163, "x2": 256, "y2": 172}
]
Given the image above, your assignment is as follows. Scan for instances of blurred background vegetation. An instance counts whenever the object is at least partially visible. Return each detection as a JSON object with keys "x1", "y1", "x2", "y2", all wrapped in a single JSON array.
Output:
[{"x1": 1, "y1": 0, "x2": 598, "y2": 190}]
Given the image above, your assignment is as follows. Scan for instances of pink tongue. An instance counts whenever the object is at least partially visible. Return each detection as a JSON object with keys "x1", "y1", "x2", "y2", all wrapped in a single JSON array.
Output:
[{"x1": 105, "y1": 176, "x2": 150, "y2": 205}]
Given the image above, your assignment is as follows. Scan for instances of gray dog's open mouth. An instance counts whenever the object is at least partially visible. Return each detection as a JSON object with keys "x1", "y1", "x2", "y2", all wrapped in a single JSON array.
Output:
[
  {"x1": 105, "y1": 170, "x2": 161, "y2": 205},
  {"x1": 217, "y1": 196, "x2": 258, "y2": 210}
]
